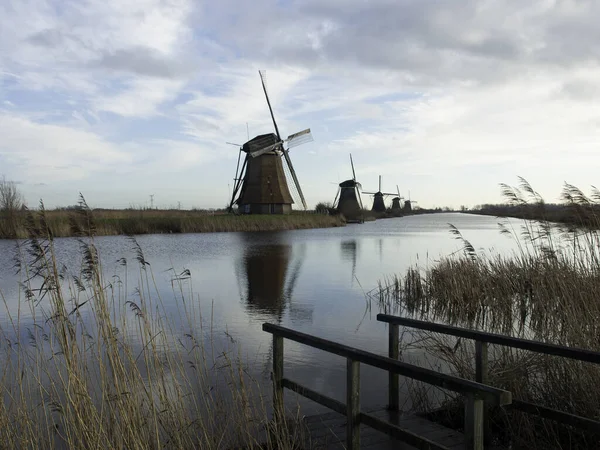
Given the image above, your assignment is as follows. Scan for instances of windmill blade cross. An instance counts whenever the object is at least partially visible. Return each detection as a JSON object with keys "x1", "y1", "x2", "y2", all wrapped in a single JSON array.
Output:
[
  {"x1": 250, "y1": 140, "x2": 283, "y2": 158},
  {"x1": 350, "y1": 153, "x2": 356, "y2": 181}
]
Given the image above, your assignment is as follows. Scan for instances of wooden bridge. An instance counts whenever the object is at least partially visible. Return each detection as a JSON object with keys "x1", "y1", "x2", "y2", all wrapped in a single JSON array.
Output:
[{"x1": 262, "y1": 314, "x2": 600, "y2": 450}]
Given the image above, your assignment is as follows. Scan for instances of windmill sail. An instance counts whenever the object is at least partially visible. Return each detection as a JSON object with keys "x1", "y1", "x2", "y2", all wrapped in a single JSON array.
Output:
[
  {"x1": 287, "y1": 129, "x2": 313, "y2": 148},
  {"x1": 259, "y1": 70, "x2": 281, "y2": 139}
]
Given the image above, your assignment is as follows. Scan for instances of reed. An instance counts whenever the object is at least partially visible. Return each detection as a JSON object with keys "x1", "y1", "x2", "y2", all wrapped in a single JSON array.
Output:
[
  {"x1": 0, "y1": 197, "x2": 309, "y2": 449},
  {"x1": 0, "y1": 206, "x2": 345, "y2": 239},
  {"x1": 372, "y1": 178, "x2": 600, "y2": 449}
]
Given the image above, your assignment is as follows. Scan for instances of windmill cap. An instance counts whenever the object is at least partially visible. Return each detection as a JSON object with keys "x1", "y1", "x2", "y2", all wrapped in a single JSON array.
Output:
[
  {"x1": 243, "y1": 133, "x2": 280, "y2": 153},
  {"x1": 339, "y1": 179, "x2": 359, "y2": 188}
]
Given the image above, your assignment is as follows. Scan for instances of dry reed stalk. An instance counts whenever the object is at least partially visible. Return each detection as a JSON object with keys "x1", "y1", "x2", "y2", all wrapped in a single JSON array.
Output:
[
  {"x1": 371, "y1": 179, "x2": 600, "y2": 449},
  {"x1": 0, "y1": 197, "x2": 308, "y2": 450}
]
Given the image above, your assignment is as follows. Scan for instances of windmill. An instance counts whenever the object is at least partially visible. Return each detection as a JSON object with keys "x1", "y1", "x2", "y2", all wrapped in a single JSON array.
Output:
[
  {"x1": 391, "y1": 185, "x2": 404, "y2": 215},
  {"x1": 363, "y1": 176, "x2": 396, "y2": 213},
  {"x1": 228, "y1": 71, "x2": 313, "y2": 215},
  {"x1": 332, "y1": 154, "x2": 364, "y2": 223},
  {"x1": 404, "y1": 190, "x2": 418, "y2": 212}
]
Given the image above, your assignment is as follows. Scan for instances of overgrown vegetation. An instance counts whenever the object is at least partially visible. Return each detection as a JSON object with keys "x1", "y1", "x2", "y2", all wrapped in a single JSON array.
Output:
[
  {"x1": 472, "y1": 178, "x2": 600, "y2": 229},
  {"x1": 372, "y1": 178, "x2": 600, "y2": 449},
  {"x1": 0, "y1": 205, "x2": 344, "y2": 239},
  {"x1": 0, "y1": 196, "x2": 309, "y2": 449}
]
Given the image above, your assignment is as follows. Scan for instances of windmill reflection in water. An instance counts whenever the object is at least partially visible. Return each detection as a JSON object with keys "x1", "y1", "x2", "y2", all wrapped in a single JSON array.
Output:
[{"x1": 235, "y1": 233, "x2": 313, "y2": 326}]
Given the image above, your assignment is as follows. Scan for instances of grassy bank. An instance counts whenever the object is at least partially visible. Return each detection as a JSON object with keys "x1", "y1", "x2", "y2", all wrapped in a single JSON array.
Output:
[
  {"x1": 371, "y1": 180, "x2": 600, "y2": 449},
  {"x1": 0, "y1": 204, "x2": 307, "y2": 449},
  {"x1": 0, "y1": 205, "x2": 345, "y2": 239}
]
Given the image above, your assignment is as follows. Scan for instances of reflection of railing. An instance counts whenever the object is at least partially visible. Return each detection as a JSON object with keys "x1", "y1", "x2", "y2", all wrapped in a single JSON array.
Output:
[
  {"x1": 262, "y1": 323, "x2": 511, "y2": 450},
  {"x1": 377, "y1": 314, "x2": 600, "y2": 439}
]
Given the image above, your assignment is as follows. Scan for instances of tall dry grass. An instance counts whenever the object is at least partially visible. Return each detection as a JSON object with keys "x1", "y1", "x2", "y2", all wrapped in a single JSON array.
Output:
[
  {"x1": 371, "y1": 179, "x2": 600, "y2": 449},
  {"x1": 0, "y1": 196, "x2": 308, "y2": 450},
  {"x1": 0, "y1": 207, "x2": 345, "y2": 239}
]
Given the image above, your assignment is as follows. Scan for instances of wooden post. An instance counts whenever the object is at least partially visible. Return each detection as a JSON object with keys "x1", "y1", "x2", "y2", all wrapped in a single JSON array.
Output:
[
  {"x1": 346, "y1": 358, "x2": 361, "y2": 450},
  {"x1": 475, "y1": 340, "x2": 488, "y2": 384},
  {"x1": 464, "y1": 393, "x2": 484, "y2": 450},
  {"x1": 273, "y1": 335, "x2": 284, "y2": 422},
  {"x1": 475, "y1": 341, "x2": 490, "y2": 444},
  {"x1": 388, "y1": 323, "x2": 400, "y2": 410}
]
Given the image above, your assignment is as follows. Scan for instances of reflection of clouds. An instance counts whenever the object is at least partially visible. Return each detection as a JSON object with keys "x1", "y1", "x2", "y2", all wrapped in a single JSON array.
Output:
[{"x1": 0, "y1": 214, "x2": 544, "y2": 426}]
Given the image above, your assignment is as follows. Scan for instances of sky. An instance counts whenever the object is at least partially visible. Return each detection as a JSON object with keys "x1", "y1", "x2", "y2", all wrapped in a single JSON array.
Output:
[{"x1": 1, "y1": 0, "x2": 600, "y2": 210}]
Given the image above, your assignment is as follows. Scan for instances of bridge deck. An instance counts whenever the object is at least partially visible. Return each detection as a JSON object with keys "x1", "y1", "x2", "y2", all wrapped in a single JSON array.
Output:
[{"x1": 302, "y1": 407, "x2": 465, "y2": 450}]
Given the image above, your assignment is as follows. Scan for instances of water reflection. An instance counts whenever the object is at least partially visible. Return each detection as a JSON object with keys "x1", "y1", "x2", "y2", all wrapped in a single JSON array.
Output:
[
  {"x1": 341, "y1": 239, "x2": 358, "y2": 284},
  {"x1": 236, "y1": 233, "x2": 312, "y2": 325}
]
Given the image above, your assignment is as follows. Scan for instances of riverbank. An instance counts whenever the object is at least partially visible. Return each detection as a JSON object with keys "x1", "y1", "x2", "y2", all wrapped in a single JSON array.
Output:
[
  {"x1": 0, "y1": 208, "x2": 345, "y2": 239},
  {"x1": 371, "y1": 217, "x2": 600, "y2": 449}
]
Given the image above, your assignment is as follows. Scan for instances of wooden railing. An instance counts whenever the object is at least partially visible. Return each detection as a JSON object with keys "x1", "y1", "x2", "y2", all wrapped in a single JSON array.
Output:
[
  {"x1": 262, "y1": 323, "x2": 512, "y2": 450},
  {"x1": 377, "y1": 314, "x2": 600, "y2": 439}
]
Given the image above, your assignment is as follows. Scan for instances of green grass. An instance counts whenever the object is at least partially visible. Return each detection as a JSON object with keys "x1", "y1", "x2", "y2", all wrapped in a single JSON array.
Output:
[
  {"x1": 0, "y1": 206, "x2": 345, "y2": 239},
  {"x1": 371, "y1": 178, "x2": 600, "y2": 449},
  {"x1": 0, "y1": 201, "x2": 311, "y2": 449}
]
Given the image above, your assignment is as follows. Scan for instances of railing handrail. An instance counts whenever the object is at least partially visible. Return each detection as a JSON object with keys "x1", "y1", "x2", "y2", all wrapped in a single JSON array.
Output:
[
  {"x1": 262, "y1": 322, "x2": 512, "y2": 406},
  {"x1": 377, "y1": 314, "x2": 600, "y2": 364}
]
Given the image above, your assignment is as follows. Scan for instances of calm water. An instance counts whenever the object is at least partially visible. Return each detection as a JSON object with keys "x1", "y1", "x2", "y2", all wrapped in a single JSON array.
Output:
[{"x1": 0, "y1": 213, "x2": 522, "y2": 414}]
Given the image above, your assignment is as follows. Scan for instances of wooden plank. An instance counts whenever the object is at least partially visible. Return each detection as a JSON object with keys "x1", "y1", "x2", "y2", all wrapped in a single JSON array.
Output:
[
  {"x1": 262, "y1": 323, "x2": 511, "y2": 406},
  {"x1": 283, "y1": 379, "x2": 347, "y2": 415},
  {"x1": 303, "y1": 408, "x2": 470, "y2": 450},
  {"x1": 347, "y1": 359, "x2": 361, "y2": 450},
  {"x1": 511, "y1": 399, "x2": 600, "y2": 433},
  {"x1": 377, "y1": 314, "x2": 600, "y2": 364},
  {"x1": 389, "y1": 323, "x2": 400, "y2": 410},
  {"x1": 360, "y1": 411, "x2": 451, "y2": 450}
]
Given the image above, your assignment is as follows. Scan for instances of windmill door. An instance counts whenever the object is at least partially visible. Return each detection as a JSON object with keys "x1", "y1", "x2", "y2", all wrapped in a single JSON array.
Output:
[{"x1": 269, "y1": 203, "x2": 275, "y2": 214}]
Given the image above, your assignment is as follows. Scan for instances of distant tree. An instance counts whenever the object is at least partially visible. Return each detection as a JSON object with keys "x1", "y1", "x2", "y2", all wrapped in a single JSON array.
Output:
[
  {"x1": 0, "y1": 176, "x2": 25, "y2": 238},
  {"x1": 315, "y1": 202, "x2": 334, "y2": 215}
]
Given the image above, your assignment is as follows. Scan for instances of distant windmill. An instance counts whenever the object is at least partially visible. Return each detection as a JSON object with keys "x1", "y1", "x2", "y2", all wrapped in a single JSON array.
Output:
[
  {"x1": 404, "y1": 190, "x2": 418, "y2": 212},
  {"x1": 332, "y1": 154, "x2": 364, "y2": 223},
  {"x1": 363, "y1": 176, "x2": 396, "y2": 213},
  {"x1": 228, "y1": 70, "x2": 313, "y2": 215},
  {"x1": 391, "y1": 185, "x2": 404, "y2": 215}
]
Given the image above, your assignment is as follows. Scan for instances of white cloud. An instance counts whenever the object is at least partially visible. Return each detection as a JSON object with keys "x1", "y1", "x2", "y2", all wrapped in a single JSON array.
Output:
[
  {"x1": 0, "y1": 113, "x2": 131, "y2": 182},
  {"x1": 2, "y1": 0, "x2": 600, "y2": 209},
  {"x1": 94, "y1": 78, "x2": 185, "y2": 117}
]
